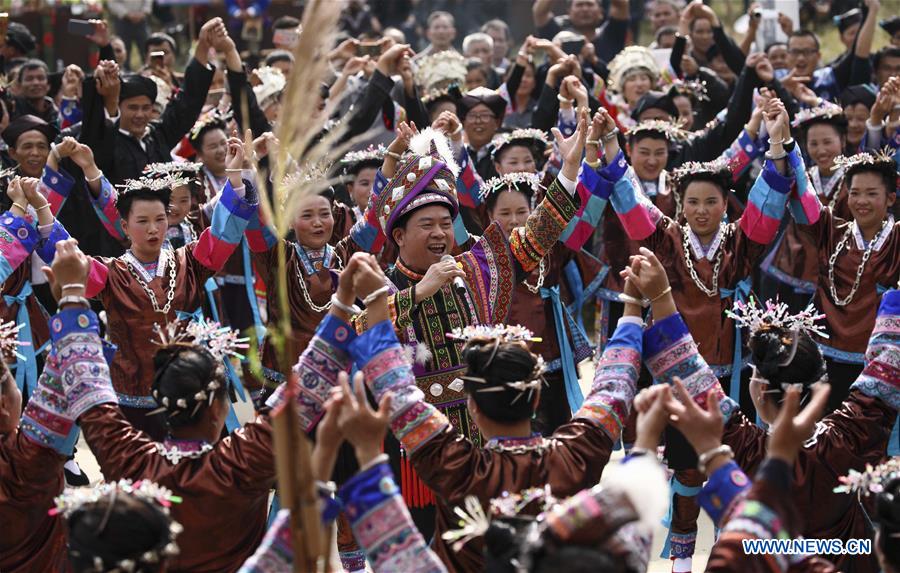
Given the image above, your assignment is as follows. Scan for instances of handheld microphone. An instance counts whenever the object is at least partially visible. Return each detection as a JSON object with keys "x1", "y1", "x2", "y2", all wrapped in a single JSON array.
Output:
[{"x1": 441, "y1": 254, "x2": 467, "y2": 292}]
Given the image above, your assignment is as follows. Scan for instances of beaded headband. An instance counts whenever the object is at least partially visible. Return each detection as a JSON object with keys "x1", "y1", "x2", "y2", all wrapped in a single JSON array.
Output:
[
  {"x1": 50, "y1": 479, "x2": 183, "y2": 572},
  {"x1": 478, "y1": 171, "x2": 544, "y2": 202},
  {"x1": 491, "y1": 128, "x2": 550, "y2": 155},
  {"x1": 188, "y1": 109, "x2": 232, "y2": 141},
  {"x1": 668, "y1": 77, "x2": 709, "y2": 102},
  {"x1": 340, "y1": 145, "x2": 387, "y2": 167},
  {"x1": 446, "y1": 324, "x2": 542, "y2": 344},
  {"x1": 726, "y1": 296, "x2": 829, "y2": 339},
  {"x1": 791, "y1": 101, "x2": 843, "y2": 128}
]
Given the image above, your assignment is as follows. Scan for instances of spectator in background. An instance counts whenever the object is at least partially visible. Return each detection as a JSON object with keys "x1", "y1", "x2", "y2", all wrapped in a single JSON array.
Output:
[
  {"x1": 272, "y1": 15, "x2": 301, "y2": 51},
  {"x1": 143, "y1": 33, "x2": 181, "y2": 90},
  {"x1": 880, "y1": 16, "x2": 900, "y2": 47},
  {"x1": 416, "y1": 11, "x2": 457, "y2": 60},
  {"x1": 481, "y1": 19, "x2": 512, "y2": 74},
  {"x1": 874, "y1": 46, "x2": 900, "y2": 87},
  {"x1": 533, "y1": 0, "x2": 630, "y2": 63},
  {"x1": 463, "y1": 32, "x2": 501, "y2": 88},
  {"x1": 1, "y1": 22, "x2": 35, "y2": 62},
  {"x1": 110, "y1": 35, "x2": 128, "y2": 68},
  {"x1": 650, "y1": 0, "x2": 682, "y2": 33},
  {"x1": 383, "y1": 26, "x2": 407, "y2": 44},
  {"x1": 340, "y1": 0, "x2": 381, "y2": 38},
  {"x1": 108, "y1": 0, "x2": 152, "y2": 71},
  {"x1": 766, "y1": 41, "x2": 790, "y2": 73},
  {"x1": 264, "y1": 50, "x2": 294, "y2": 79},
  {"x1": 10, "y1": 60, "x2": 59, "y2": 128},
  {"x1": 464, "y1": 57, "x2": 490, "y2": 91},
  {"x1": 652, "y1": 25, "x2": 677, "y2": 49}
]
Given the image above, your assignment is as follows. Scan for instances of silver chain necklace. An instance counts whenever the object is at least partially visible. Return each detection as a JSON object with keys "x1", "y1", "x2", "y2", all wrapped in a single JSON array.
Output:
[
  {"x1": 154, "y1": 442, "x2": 213, "y2": 465},
  {"x1": 123, "y1": 250, "x2": 177, "y2": 315},
  {"x1": 523, "y1": 258, "x2": 547, "y2": 294},
  {"x1": 294, "y1": 245, "x2": 344, "y2": 313},
  {"x1": 681, "y1": 223, "x2": 727, "y2": 298},
  {"x1": 827, "y1": 218, "x2": 890, "y2": 306}
]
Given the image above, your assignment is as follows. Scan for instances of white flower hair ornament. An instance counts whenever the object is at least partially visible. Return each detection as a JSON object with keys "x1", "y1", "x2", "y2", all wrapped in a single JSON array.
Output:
[
  {"x1": 0, "y1": 320, "x2": 28, "y2": 361},
  {"x1": 726, "y1": 296, "x2": 829, "y2": 340}
]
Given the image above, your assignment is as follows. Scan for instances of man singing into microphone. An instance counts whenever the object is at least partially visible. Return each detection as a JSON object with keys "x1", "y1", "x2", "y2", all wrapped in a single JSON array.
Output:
[{"x1": 343, "y1": 110, "x2": 590, "y2": 536}]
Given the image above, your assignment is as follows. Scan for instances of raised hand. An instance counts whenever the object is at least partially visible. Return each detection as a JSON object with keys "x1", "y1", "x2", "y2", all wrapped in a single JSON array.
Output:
[
  {"x1": 871, "y1": 77, "x2": 900, "y2": 125},
  {"x1": 431, "y1": 110, "x2": 462, "y2": 142},
  {"x1": 781, "y1": 69, "x2": 811, "y2": 98},
  {"x1": 85, "y1": 19, "x2": 110, "y2": 47},
  {"x1": 762, "y1": 97, "x2": 788, "y2": 143},
  {"x1": 561, "y1": 75, "x2": 588, "y2": 108},
  {"x1": 19, "y1": 177, "x2": 44, "y2": 208},
  {"x1": 6, "y1": 177, "x2": 25, "y2": 208},
  {"x1": 766, "y1": 383, "x2": 830, "y2": 464},
  {"x1": 95, "y1": 61, "x2": 121, "y2": 102},
  {"x1": 336, "y1": 371, "x2": 393, "y2": 467},
  {"x1": 665, "y1": 378, "x2": 725, "y2": 459},
  {"x1": 620, "y1": 247, "x2": 670, "y2": 301},
  {"x1": 334, "y1": 253, "x2": 364, "y2": 311},
  {"x1": 554, "y1": 106, "x2": 589, "y2": 181},
  {"x1": 376, "y1": 43, "x2": 415, "y2": 77},
  {"x1": 633, "y1": 384, "x2": 674, "y2": 451},
  {"x1": 44, "y1": 239, "x2": 91, "y2": 301},
  {"x1": 416, "y1": 257, "x2": 465, "y2": 301}
]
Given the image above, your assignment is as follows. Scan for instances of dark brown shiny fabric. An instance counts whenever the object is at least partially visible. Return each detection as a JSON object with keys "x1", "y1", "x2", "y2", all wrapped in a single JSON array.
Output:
[
  {"x1": 803, "y1": 209, "x2": 900, "y2": 354},
  {"x1": 79, "y1": 404, "x2": 275, "y2": 573},
  {"x1": 643, "y1": 217, "x2": 768, "y2": 367},
  {"x1": 724, "y1": 391, "x2": 891, "y2": 573},
  {"x1": 412, "y1": 419, "x2": 614, "y2": 572},
  {"x1": 93, "y1": 248, "x2": 216, "y2": 401},
  {"x1": 0, "y1": 431, "x2": 68, "y2": 573}
]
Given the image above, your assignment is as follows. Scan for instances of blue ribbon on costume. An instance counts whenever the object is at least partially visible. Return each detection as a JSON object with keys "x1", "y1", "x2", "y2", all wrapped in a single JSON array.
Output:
[
  {"x1": 5, "y1": 281, "x2": 37, "y2": 398},
  {"x1": 660, "y1": 475, "x2": 703, "y2": 558},
  {"x1": 241, "y1": 239, "x2": 266, "y2": 347},
  {"x1": 541, "y1": 285, "x2": 584, "y2": 413},
  {"x1": 176, "y1": 302, "x2": 246, "y2": 432},
  {"x1": 198, "y1": 282, "x2": 249, "y2": 404},
  {"x1": 890, "y1": 416, "x2": 900, "y2": 457},
  {"x1": 720, "y1": 277, "x2": 751, "y2": 406}
]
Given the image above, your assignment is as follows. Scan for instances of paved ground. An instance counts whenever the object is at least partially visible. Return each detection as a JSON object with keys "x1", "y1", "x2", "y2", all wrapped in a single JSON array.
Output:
[{"x1": 73, "y1": 359, "x2": 716, "y2": 571}]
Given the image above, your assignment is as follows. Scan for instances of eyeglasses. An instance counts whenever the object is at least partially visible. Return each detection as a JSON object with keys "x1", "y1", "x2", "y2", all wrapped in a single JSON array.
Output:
[
  {"x1": 466, "y1": 112, "x2": 497, "y2": 123},
  {"x1": 788, "y1": 48, "x2": 819, "y2": 57}
]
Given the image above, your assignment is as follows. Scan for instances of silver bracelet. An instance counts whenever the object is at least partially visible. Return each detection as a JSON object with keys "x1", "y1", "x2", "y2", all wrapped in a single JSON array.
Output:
[
  {"x1": 363, "y1": 285, "x2": 390, "y2": 306},
  {"x1": 618, "y1": 293, "x2": 648, "y2": 308},
  {"x1": 330, "y1": 295, "x2": 361, "y2": 316},
  {"x1": 58, "y1": 295, "x2": 90, "y2": 308},
  {"x1": 61, "y1": 283, "x2": 87, "y2": 292},
  {"x1": 765, "y1": 148, "x2": 787, "y2": 160},
  {"x1": 697, "y1": 444, "x2": 733, "y2": 474},
  {"x1": 602, "y1": 128, "x2": 620, "y2": 142},
  {"x1": 85, "y1": 171, "x2": 104, "y2": 183}
]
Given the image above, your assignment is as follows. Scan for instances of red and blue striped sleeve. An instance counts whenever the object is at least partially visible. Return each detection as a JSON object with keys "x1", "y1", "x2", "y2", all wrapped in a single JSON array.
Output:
[
  {"x1": 560, "y1": 159, "x2": 612, "y2": 250},
  {"x1": 608, "y1": 155, "x2": 663, "y2": 240},
  {"x1": 40, "y1": 166, "x2": 74, "y2": 216},
  {"x1": 87, "y1": 175, "x2": 127, "y2": 242},
  {"x1": 785, "y1": 149, "x2": 822, "y2": 226},
  {"x1": 0, "y1": 211, "x2": 40, "y2": 283},
  {"x1": 739, "y1": 151, "x2": 796, "y2": 244},
  {"x1": 722, "y1": 129, "x2": 763, "y2": 182},
  {"x1": 244, "y1": 207, "x2": 279, "y2": 253},
  {"x1": 192, "y1": 179, "x2": 259, "y2": 271},
  {"x1": 351, "y1": 169, "x2": 389, "y2": 253},
  {"x1": 455, "y1": 147, "x2": 481, "y2": 210}
]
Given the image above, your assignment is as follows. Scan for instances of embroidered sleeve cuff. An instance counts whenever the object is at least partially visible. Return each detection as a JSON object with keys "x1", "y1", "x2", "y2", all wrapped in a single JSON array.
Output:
[
  {"x1": 316, "y1": 314, "x2": 357, "y2": 353},
  {"x1": 698, "y1": 460, "x2": 749, "y2": 527},
  {"x1": 606, "y1": 319, "x2": 643, "y2": 349},
  {"x1": 49, "y1": 308, "x2": 100, "y2": 342},
  {"x1": 642, "y1": 313, "x2": 689, "y2": 358},
  {"x1": 880, "y1": 289, "x2": 900, "y2": 317},
  {"x1": 349, "y1": 319, "x2": 402, "y2": 372},
  {"x1": 338, "y1": 459, "x2": 397, "y2": 522},
  {"x1": 599, "y1": 150, "x2": 628, "y2": 181},
  {"x1": 760, "y1": 157, "x2": 792, "y2": 194}
]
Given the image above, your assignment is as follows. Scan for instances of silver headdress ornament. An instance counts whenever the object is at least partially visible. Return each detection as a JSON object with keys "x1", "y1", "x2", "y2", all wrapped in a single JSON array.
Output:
[
  {"x1": 671, "y1": 155, "x2": 735, "y2": 185},
  {"x1": 834, "y1": 457, "x2": 900, "y2": 496},
  {"x1": 493, "y1": 128, "x2": 551, "y2": 149},
  {"x1": 340, "y1": 145, "x2": 387, "y2": 166},
  {"x1": 791, "y1": 100, "x2": 843, "y2": 128},
  {"x1": 148, "y1": 318, "x2": 248, "y2": 417},
  {"x1": 442, "y1": 486, "x2": 560, "y2": 551},
  {"x1": 0, "y1": 320, "x2": 28, "y2": 361},
  {"x1": 50, "y1": 479, "x2": 183, "y2": 573},
  {"x1": 142, "y1": 161, "x2": 203, "y2": 178},
  {"x1": 726, "y1": 296, "x2": 829, "y2": 339},
  {"x1": 446, "y1": 324, "x2": 542, "y2": 344},
  {"x1": 0, "y1": 165, "x2": 18, "y2": 180},
  {"x1": 188, "y1": 108, "x2": 233, "y2": 141},
  {"x1": 832, "y1": 147, "x2": 896, "y2": 172},
  {"x1": 479, "y1": 171, "x2": 545, "y2": 202},
  {"x1": 667, "y1": 77, "x2": 709, "y2": 102},
  {"x1": 627, "y1": 119, "x2": 690, "y2": 142},
  {"x1": 118, "y1": 174, "x2": 191, "y2": 194}
]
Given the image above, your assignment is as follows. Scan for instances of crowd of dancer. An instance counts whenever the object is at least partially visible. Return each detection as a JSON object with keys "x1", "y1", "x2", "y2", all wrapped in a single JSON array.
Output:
[{"x1": 0, "y1": 0, "x2": 899, "y2": 571}]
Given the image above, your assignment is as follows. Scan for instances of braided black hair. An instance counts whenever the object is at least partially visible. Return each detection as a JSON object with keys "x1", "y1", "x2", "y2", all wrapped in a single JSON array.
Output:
[
  {"x1": 151, "y1": 344, "x2": 226, "y2": 429},
  {"x1": 749, "y1": 326, "x2": 826, "y2": 401},
  {"x1": 462, "y1": 340, "x2": 540, "y2": 423}
]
